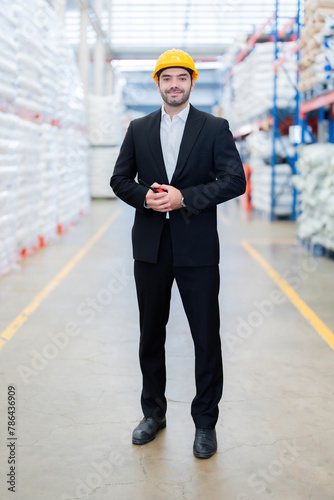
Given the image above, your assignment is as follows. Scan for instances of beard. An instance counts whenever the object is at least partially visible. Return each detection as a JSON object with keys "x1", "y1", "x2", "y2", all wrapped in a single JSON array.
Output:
[{"x1": 160, "y1": 85, "x2": 192, "y2": 107}]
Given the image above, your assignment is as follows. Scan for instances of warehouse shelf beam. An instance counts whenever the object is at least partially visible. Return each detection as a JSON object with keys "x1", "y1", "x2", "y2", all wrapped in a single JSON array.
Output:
[
  {"x1": 300, "y1": 90, "x2": 334, "y2": 115},
  {"x1": 235, "y1": 13, "x2": 276, "y2": 64},
  {"x1": 233, "y1": 116, "x2": 274, "y2": 140},
  {"x1": 329, "y1": 105, "x2": 334, "y2": 143},
  {"x1": 278, "y1": 16, "x2": 297, "y2": 39},
  {"x1": 300, "y1": 87, "x2": 334, "y2": 144}
]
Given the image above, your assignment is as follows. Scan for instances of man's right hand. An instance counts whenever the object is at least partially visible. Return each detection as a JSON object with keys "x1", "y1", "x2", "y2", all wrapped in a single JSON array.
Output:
[{"x1": 145, "y1": 183, "x2": 172, "y2": 212}]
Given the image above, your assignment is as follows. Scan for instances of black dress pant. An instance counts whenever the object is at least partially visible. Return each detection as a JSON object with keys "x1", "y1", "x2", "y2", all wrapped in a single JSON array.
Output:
[{"x1": 134, "y1": 220, "x2": 223, "y2": 429}]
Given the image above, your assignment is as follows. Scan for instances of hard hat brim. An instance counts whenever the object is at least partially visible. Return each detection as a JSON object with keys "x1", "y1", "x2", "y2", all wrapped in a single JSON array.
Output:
[{"x1": 152, "y1": 49, "x2": 199, "y2": 81}]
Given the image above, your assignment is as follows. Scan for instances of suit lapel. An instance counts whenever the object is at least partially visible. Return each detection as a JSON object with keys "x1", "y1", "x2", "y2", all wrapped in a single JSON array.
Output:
[
  {"x1": 146, "y1": 109, "x2": 169, "y2": 183},
  {"x1": 171, "y1": 104, "x2": 206, "y2": 184}
]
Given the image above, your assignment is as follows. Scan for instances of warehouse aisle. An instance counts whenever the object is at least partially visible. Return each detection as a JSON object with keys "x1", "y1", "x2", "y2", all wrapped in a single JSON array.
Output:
[{"x1": 1, "y1": 199, "x2": 334, "y2": 500}]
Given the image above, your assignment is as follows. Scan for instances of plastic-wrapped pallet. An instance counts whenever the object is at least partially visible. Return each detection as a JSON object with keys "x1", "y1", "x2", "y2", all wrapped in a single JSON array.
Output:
[
  {"x1": 0, "y1": 0, "x2": 89, "y2": 276},
  {"x1": 222, "y1": 42, "x2": 297, "y2": 131},
  {"x1": 87, "y1": 95, "x2": 124, "y2": 147},
  {"x1": 245, "y1": 130, "x2": 295, "y2": 217},
  {"x1": 250, "y1": 160, "x2": 294, "y2": 217},
  {"x1": 87, "y1": 95, "x2": 125, "y2": 198},
  {"x1": 89, "y1": 147, "x2": 120, "y2": 198},
  {"x1": 293, "y1": 144, "x2": 334, "y2": 251}
]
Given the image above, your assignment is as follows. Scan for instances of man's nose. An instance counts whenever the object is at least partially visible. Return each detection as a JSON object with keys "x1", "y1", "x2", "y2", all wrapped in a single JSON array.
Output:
[{"x1": 169, "y1": 78, "x2": 181, "y2": 86}]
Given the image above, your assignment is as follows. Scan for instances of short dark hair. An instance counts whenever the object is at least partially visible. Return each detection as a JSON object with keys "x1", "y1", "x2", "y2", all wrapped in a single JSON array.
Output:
[{"x1": 157, "y1": 66, "x2": 193, "y2": 81}]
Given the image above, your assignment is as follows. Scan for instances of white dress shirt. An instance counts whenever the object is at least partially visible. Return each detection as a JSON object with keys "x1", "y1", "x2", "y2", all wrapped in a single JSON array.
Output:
[
  {"x1": 144, "y1": 104, "x2": 189, "y2": 216},
  {"x1": 161, "y1": 104, "x2": 189, "y2": 218},
  {"x1": 160, "y1": 103, "x2": 190, "y2": 183}
]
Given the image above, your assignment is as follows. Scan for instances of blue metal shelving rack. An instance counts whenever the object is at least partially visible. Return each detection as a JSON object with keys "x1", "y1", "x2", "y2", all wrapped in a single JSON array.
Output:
[
  {"x1": 271, "y1": 0, "x2": 301, "y2": 221},
  {"x1": 300, "y1": 91, "x2": 334, "y2": 144},
  {"x1": 230, "y1": 0, "x2": 302, "y2": 220}
]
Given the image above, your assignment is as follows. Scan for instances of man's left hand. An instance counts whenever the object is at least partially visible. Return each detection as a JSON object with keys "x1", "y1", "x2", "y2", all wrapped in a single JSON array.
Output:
[{"x1": 160, "y1": 185, "x2": 183, "y2": 211}]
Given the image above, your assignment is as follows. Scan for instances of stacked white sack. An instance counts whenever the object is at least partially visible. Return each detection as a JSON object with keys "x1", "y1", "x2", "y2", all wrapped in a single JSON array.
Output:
[
  {"x1": 0, "y1": 2, "x2": 17, "y2": 113},
  {"x1": 293, "y1": 144, "x2": 334, "y2": 250},
  {"x1": 16, "y1": 119, "x2": 42, "y2": 254},
  {"x1": 15, "y1": 1, "x2": 44, "y2": 254},
  {"x1": 87, "y1": 95, "x2": 125, "y2": 198},
  {"x1": 299, "y1": 0, "x2": 334, "y2": 91},
  {"x1": 315, "y1": 21, "x2": 334, "y2": 85},
  {"x1": 0, "y1": 2, "x2": 18, "y2": 275},
  {"x1": 0, "y1": 0, "x2": 89, "y2": 275},
  {"x1": 0, "y1": 113, "x2": 19, "y2": 275},
  {"x1": 222, "y1": 42, "x2": 297, "y2": 131},
  {"x1": 57, "y1": 39, "x2": 89, "y2": 226}
]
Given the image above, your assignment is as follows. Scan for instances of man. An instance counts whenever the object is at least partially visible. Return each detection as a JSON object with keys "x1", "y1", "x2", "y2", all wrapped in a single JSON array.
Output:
[{"x1": 110, "y1": 49, "x2": 246, "y2": 459}]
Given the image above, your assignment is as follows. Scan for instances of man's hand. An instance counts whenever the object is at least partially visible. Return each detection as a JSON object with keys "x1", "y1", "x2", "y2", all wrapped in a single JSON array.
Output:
[
  {"x1": 160, "y1": 185, "x2": 183, "y2": 211},
  {"x1": 145, "y1": 183, "x2": 171, "y2": 212},
  {"x1": 145, "y1": 183, "x2": 183, "y2": 212}
]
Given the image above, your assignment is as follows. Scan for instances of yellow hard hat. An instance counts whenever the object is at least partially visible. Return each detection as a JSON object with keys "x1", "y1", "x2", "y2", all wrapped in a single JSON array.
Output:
[{"x1": 152, "y1": 48, "x2": 199, "y2": 81}]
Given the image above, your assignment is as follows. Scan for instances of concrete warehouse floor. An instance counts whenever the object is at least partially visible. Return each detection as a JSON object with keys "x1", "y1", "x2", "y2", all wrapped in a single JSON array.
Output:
[{"x1": 0, "y1": 199, "x2": 334, "y2": 500}]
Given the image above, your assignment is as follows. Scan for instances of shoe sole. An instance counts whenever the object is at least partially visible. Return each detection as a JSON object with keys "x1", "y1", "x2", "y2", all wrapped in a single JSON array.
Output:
[
  {"x1": 132, "y1": 421, "x2": 166, "y2": 445},
  {"x1": 193, "y1": 448, "x2": 217, "y2": 459}
]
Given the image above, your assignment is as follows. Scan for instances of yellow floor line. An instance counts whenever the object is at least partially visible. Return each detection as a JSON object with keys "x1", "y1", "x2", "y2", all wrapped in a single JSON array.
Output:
[
  {"x1": 242, "y1": 240, "x2": 334, "y2": 351},
  {"x1": 218, "y1": 211, "x2": 231, "y2": 226},
  {"x1": 0, "y1": 209, "x2": 121, "y2": 349},
  {"x1": 246, "y1": 238, "x2": 297, "y2": 245}
]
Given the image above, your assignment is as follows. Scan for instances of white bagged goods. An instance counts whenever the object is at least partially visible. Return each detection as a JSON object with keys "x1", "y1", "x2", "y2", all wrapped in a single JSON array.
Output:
[
  {"x1": 0, "y1": 0, "x2": 89, "y2": 276},
  {"x1": 245, "y1": 130, "x2": 295, "y2": 217},
  {"x1": 0, "y1": 112, "x2": 19, "y2": 274},
  {"x1": 293, "y1": 144, "x2": 334, "y2": 250},
  {"x1": 222, "y1": 42, "x2": 297, "y2": 131},
  {"x1": 251, "y1": 162, "x2": 294, "y2": 216},
  {"x1": 299, "y1": 0, "x2": 334, "y2": 91},
  {"x1": 87, "y1": 95, "x2": 125, "y2": 198},
  {"x1": 89, "y1": 147, "x2": 120, "y2": 198}
]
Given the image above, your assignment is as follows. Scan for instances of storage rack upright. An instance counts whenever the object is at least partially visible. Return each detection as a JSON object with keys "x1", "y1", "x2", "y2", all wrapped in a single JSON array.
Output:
[
  {"x1": 299, "y1": 89, "x2": 334, "y2": 144},
  {"x1": 228, "y1": 0, "x2": 302, "y2": 221}
]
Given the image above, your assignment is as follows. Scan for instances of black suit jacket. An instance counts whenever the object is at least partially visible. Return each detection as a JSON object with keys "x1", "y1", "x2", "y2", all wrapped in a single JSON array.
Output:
[{"x1": 110, "y1": 104, "x2": 246, "y2": 266}]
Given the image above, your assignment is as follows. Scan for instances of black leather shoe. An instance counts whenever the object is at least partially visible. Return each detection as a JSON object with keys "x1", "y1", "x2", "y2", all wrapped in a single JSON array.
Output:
[
  {"x1": 193, "y1": 428, "x2": 217, "y2": 459},
  {"x1": 132, "y1": 416, "x2": 166, "y2": 445}
]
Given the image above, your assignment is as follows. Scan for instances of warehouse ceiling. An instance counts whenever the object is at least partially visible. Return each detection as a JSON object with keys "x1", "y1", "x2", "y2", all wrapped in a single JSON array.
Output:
[
  {"x1": 62, "y1": 0, "x2": 303, "y2": 59},
  {"x1": 46, "y1": 0, "x2": 303, "y2": 111}
]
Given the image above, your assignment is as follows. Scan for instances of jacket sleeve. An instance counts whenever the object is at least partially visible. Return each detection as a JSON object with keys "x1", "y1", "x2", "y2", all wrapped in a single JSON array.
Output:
[
  {"x1": 110, "y1": 121, "x2": 148, "y2": 213},
  {"x1": 180, "y1": 119, "x2": 246, "y2": 215}
]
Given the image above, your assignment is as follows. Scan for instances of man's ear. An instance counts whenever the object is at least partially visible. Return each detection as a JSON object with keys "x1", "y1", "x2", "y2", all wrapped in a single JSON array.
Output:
[
  {"x1": 191, "y1": 78, "x2": 195, "y2": 91},
  {"x1": 156, "y1": 80, "x2": 161, "y2": 93}
]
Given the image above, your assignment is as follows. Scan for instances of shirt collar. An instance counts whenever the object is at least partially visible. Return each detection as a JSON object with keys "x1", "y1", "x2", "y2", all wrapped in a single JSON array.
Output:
[{"x1": 161, "y1": 103, "x2": 190, "y2": 122}]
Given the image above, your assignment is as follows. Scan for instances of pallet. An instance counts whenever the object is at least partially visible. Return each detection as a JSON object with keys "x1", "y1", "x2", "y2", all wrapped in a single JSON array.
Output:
[
  {"x1": 298, "y1": 237, "x2": 334, "y2": 258},
  {"x1": 300, "y1": 79, "x2": 334, "y2": 103}
]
